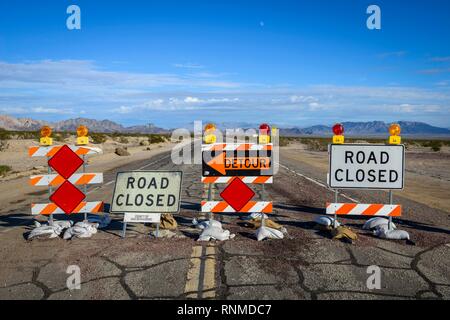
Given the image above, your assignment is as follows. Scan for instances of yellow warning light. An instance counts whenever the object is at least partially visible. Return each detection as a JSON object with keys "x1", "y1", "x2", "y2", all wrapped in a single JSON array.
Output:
[
  {"x1": 203, "y1": 123, "x2": 217, "y2": 144},
  {"x1": 388, "y1": 123, "x2": 401, "y2": 145},
  {"x1": 39, "y1": 126, "x2": 53, "y2": 146},
  {"x1": 258, "y1": 123, "x2": 271, "y2": 144},
  {"x1": 76, "y1": 125, "x2": 89, "y2": 145}
]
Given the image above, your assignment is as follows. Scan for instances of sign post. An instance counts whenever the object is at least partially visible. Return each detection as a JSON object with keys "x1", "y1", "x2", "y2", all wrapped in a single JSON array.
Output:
[{"x1": 110, "y1": 171, "x2": 183, "y2": 238}]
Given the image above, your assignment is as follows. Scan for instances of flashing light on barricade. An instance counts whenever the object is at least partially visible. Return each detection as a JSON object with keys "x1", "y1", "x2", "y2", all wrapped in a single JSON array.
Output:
[
  {"x1": 203, "y1": 123, "x2": 217, "y2": 144},
  {"x1": 76, "y1": 125, "x2": 89, "y2": 145},
  {"x1": 258, "y1": 123, "x2": 271, "y2": 144},
  {"x1": 388, "y1": 123, "x2": 401, "y2": 145},
  {"x1": 332, "y1": 123, "x2": 345, "y2": 144},
  {"x1": 40, "y1": 126, "x2": 53, "y2": 146}
]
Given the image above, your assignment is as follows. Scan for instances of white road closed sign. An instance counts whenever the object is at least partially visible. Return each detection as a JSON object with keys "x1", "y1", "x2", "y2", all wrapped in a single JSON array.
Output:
[
  {"x1": 111, "y1": 171, "x2": 183, "y2": 213},
  {"x1": 328, "y1": 144, "x2": 405, "y2": 190}
]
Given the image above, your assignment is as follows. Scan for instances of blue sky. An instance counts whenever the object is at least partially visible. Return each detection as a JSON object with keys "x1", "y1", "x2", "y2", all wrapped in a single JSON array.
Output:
[{"x1": 0, "y1": 0, "x2": 449, "y2": 128}]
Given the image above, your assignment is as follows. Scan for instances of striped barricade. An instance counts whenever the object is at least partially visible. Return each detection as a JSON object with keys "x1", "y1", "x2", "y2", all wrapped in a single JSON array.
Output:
[
  {"x1": 201, "y1": 176, "x2": 273, "y2": 184},
  {"x1": 30, "y1": 173, "x2": 103, "y2": 186},
  {"x1": 326, "y1": 203, "x2": 402, "y2": 217},
  {"x1": 29, "y1": 145, "x2": 102, "y2": 157},
  {"x1": 201, "y1": 143, "x2": 272, "y2": 152},
  {"x1": 31, "y1": 201, "x2": 104, "y2": 215},
  {"x1": 201, "y1": 201, "x2": 272, "y2": 213}
]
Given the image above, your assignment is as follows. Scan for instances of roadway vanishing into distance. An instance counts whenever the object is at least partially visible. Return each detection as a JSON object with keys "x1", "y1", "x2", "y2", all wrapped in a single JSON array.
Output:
[{"x1": 0, "y1": 141, "x2": 449, "y2": 300}]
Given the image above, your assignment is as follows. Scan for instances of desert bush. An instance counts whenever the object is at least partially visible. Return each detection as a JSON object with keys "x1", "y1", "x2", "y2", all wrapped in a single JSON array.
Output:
[
  {"x1": 118, "y1": 136, "x2": 129, "y2": 144},
  {"x1": 148, "y1": 134, "x2": 166, "y2": 144},
  {"x1": 90, "y1": 133, "x2": 107, "y2": 144},
  {"x1": 0, "y1": 165, "x2": 11, "y2": 176}
]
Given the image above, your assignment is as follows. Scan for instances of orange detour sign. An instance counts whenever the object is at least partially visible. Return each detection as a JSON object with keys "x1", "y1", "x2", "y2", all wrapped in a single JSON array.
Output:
[{"x1": 202, "y1": 143, "x2": 273, "y2": 177}]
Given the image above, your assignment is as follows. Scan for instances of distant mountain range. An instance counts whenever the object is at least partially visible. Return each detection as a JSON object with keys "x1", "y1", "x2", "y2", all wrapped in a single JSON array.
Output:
[
  {"x1": 278, "y1": 121, "x2": 450, "y2": 137},
  {"x1": 0, "y1": 115, "x2": 169, "y2": 134},
  {"x1": 1, "y1": 115, "x2": 449, "y2": 136}
]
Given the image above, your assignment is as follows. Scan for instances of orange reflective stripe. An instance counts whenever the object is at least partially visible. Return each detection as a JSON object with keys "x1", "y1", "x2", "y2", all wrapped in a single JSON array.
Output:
[
  {"x1": 362, "y1": 204, "x2": 384, "y2": 216},
  {"x1": 50, "y1": 175, "x2": 65, "y2": 186},
  {"x1": 202, "y1": 177, "x2": 217, "y2": 183},
  {"x1": 336, "y1": 203, "x2": 358, "y2": 215},
  {"x1": 240, "y1": 201, "x2": 256, "y2": 212},
  {"x1": 261, "y1": 203, "x2": 272, "y2": 213},
  {"x1": 212, "y1": 202, "x2": 229, "y2": 212},
  {"x1": 29, "y1": 177, "x2": 41, "y2": 186},
  {"x1": 72, "y1": 202, "x2": 86, "y2": 213},
  {"x1": 76, "y1": 173, "x2": 95, "y2": 185},
  {"x1": 41, "y1": 203, "x2": 58, "y2": 215},
  {"x1": 253, "y1": 176, "x2": 269, "y2": 183},
  {"x1": 47, "y1": 147, "x2": 60, "y2": 157},
  {"x1": 92, "y1": 202, "x2": 103, "y2": 213},
  {"x1": 76, "y1": 147, "x2": 89, "y2": 155},
  {"x1": 390, "y1": 206, "x2": 402, "y2": 216},
  {"x1": 28, "y1": 147, "x2": 39, "y2": 157}
]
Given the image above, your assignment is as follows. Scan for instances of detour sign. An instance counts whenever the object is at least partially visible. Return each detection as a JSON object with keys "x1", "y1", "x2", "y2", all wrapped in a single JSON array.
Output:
[
  {"x1": 328, "y1": 144, "x2": 405, "y2": 190},
  {"x1": 111, "y1": 171, "x2": 182, "y2": 213},
  {"x1": 203, "y1": 151, "x2": 273, "y2": 177}
]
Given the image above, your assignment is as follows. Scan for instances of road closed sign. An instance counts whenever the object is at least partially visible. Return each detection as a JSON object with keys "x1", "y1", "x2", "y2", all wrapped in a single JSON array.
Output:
[
  {"x1": 328, "y1": 144, "x2": 405, "y2": 190},
  {"x1": 111, "y1": 171, "x2": 183, "y2": 213}
]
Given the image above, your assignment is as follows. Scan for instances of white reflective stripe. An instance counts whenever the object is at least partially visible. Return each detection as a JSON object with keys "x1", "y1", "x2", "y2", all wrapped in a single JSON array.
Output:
[
  {"x1": 248, "y1": 202, "x2": 270, "y2": 212},
  {"x1": 348, "y1": 204, "x2": 370, "y2": 215},
  {"x1": 201, "y1": 201, "x2": 220, "y2": 212},
  {"x1": 375, "y1": 205, "x2": 396, "y2": 216},
  {"x1": 326, "y1": 203, "x2": 341, "y2": 214}
]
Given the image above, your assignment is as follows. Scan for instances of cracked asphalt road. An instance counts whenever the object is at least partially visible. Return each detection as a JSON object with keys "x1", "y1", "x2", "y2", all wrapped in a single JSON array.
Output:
[{"x1": 0, "y1": 144, "x2": 449, "y2": 300}]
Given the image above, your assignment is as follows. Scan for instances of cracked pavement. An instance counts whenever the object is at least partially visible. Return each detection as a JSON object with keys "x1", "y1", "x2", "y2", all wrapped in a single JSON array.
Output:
[{"x1": 0, "y1": 145, "x2": 449, "y2": 300}]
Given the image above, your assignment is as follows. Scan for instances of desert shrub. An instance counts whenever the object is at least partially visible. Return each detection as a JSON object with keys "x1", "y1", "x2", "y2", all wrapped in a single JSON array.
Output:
[
  {"x1": 300, "y1": 138, "x2": 328, "y2": 151},
  {"x1": 148, "y1": 134, "x2": 166, "y2": 144},
  {"x1": 118, "y1": 136, "x2": 129, "y2": 144},
  {"x1": 90, "y1": 133, "x2": 107, "y2": 144},
  {"x1": 0, "y1": 165, "x2": 11, "y2": 176},
  {"x1": 53, "y1": 132, "x2": 70, "y2": 142},
  {"x1": 430, "y1": 141, "x2": 442, "y2": 152},
  {"x1": 0, "y1": 129, "x2": 12, "y2": 140},
  {"x1": 278, "y1": 136, "x2": 290, "y2": 147}
]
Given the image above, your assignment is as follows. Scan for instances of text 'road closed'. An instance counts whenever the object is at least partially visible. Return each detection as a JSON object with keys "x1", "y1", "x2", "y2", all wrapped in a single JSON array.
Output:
[
  {"x1": 110, "y1": 171, "x2": 182, "y2": 213},
  {"x1": 328, "y1": 144, "x2": 404, "y2": 189}
]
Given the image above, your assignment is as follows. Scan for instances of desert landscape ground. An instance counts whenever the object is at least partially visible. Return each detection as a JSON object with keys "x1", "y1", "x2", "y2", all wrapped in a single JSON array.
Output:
[{"x1": 0, "y1": 132, "x2": 449, "y2": 300}]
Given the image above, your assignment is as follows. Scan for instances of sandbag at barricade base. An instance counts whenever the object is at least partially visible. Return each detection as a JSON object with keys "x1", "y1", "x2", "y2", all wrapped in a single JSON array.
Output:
[
  {"x1": 314, "y1": 216, "x2": 341, "y2": 228},
  {"x1": 197, "y1": 222, "x2": 235, "y2": 241},
  {"x1": 331, "y1": 226, "x2": 358, "y2": 241},
  {"x1": 160, "y1": 213, "x2": 178, "y2": 230},
  {"x1": 27, "y1": 220, "x2": 74, "y2": 240},
  {"x1": 255, "y1": 226, "x2": 284, "y2": 241},
  {"x1": 63, "y1": 221, "x2": 99, "y2": 240},
  {"x1": 374, "y1": 228, "x2": 410, "y2": 240},
  {"x1": 192, "y1": 218, "x2": 222, "y2": 230},
  {"x1": 363, "y1": 217, "x2": 396, "y2": 230}
]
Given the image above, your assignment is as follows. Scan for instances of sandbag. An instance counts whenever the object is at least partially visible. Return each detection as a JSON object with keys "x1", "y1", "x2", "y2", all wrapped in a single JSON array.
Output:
[
  {"x1": 315, "y1": 216, "x2": 340, "y2": 227},
  {"x1": 374, "y1": 228, "x2": 410, "y2": 240},
  {"x1": 192, "y1": 218, "x2": 222, "y2": 230},
  {"x1": 160, "y1": 213, "x2": 178, "y2": 230},
  {"x1": 331, "y1": 226, "x2": 358, "y2": 241},
  {"x1": 63, "y1": 221, "x2": 99, "y2": 240},
  {"x1": 363, "y1": 217, "x2": 396, "y2": 230},
  {"x1": 28, "y1": 220, "x2": 74, "y2": 240},
  {"x1": 255, "y1": 226, "x2": 284, "y2": 241},
  {"x1": 198, "y1": 226, "x2": 235, "y2": 241}
]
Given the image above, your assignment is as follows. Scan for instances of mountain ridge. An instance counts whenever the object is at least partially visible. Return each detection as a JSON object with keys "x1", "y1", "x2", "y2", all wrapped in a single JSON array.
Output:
[{"x1": 1, "y1": 114, "x2": 449, "y2": 136}]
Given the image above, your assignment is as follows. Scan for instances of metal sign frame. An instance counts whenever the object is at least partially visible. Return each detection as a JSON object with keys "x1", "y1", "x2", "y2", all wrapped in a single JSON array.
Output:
[{"x1": 328, "y1": 143, "x2": 405, "y2": 190}]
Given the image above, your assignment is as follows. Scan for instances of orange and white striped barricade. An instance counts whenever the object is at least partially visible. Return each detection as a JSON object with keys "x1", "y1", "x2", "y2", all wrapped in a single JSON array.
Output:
[
  {"x1": 29, "y1": 144, "x2": 103, "y2": 221},
  {"x1": 326, "y1": 203, "x2": 401, "y2": 217},
  {"x1": 201, "y1": 142, "x2": 273, "y2": 225}
]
